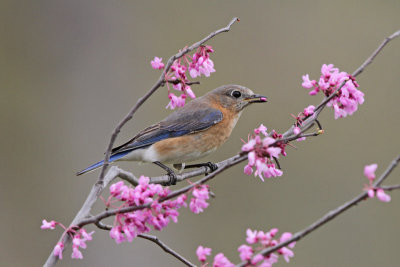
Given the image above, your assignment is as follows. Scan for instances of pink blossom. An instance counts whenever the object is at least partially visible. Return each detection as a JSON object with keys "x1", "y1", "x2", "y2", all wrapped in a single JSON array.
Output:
[
  {"x1": 73, "y1": 235, "x2": 87, "y2": 249},
  {"x1": 254, "y1": 124, "x2": 268, "y2": 136},
  {"x1": 213, "y1": 253, "x2": 234, "y2": 267},
  {"x1": 41, "y1": 219, "x2": 56, "y2": 229},
  {"x1": 196, "y1": 246, "x2": 212, "y2": 262},
  {"x1": 266, "y1": 147, "x2": 281, "y2": 158},
  {"x1": 244, "y1": 164, "x2": 253, "y2": 175},
  {"x1": 301, "y1": 74, "x2": 316, "y2": 89},
  {"x1": 251, "y1": 254, "x2": 265, "y2": 265},
  {"x1": 110, "y1": 226, "x2": 125, "y2": 244},
  {"x1": 376, "y1": 189, "x2": 391, "y2": 202},
  {"x1": 246, "y1": 229, "x2": 258, "y2": 244},
  {"x1": 80, "y1": 229, "x2": 94, "y2": 241},
  {"x1": 71, "y1": 246, "x2": 83, "y2": 259},
  {"x1": 238, "y1": 244, "x2": 253, "y2": 261},
  {"x1": 303, "y1": 105, "x2": 315, "y2": 116},
  {"x1": 302, "y1": 64, "x2": 363, "y2": 119},
  {"x1": 185, "y1": 86, "x2": 196, "y2": 99},
  {"x1": 166, "y1": 93, "x2": 186, "y2": 110},
  {"x1": 53, "y1": 242, "x2": 64, "y2": 259},
  {"x1": 189, "y1": 46, "x2": 216, "y2": 78},
  {"x1": 367, "y1": 189, "x2": 375, "y2": 198},
  {"x1": 107, "y1": 178, "x2": 205, "y2": 245},
  {"x1": 278, "y1": 247, "x2": 294, "y2": 263},
  {"x1": 150, "y1": 56, "x2": 164, "y2": 70},
  {"x1": 110, "y1": 181, "x2": 125, "y2": 197},
  {"x1": 242, "y1": 126, "x2": 285, "y2": 181},
  {"x1": 242, "y1": 139, "x2": 256, "y2": 152},
  {"x1": 293, "y1": 126, "x2": 301, "y2": 135},
  {"x1": 190, "y1": 185, "x2": 210, "y2": 214},
  {"x1": 364, "y1": 163, "x2": 378, "y2": 181}
]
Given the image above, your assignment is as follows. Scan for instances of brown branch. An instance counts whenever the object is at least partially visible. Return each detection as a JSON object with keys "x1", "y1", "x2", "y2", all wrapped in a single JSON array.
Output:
[{"x1": 236, "y1": 155, "x2": 400, "y2": 267}]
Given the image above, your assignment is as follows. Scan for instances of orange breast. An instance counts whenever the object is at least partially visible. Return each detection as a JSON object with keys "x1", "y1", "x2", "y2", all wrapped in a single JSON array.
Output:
[{"x1": 153, "y1": 105, "x2": 241, "y2": 164}]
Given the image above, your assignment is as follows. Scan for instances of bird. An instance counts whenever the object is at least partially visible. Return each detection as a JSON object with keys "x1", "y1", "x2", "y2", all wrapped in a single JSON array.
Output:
[{"x1": 77, "y1": 84, "x2": 267, "y2": 185}]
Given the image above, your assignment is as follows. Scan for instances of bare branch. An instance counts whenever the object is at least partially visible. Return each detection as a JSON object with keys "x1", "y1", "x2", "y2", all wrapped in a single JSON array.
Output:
[
  {"x1": 138, "y1": 234, "x2": 196, "y2": 267},
  {"x1": 352, "y1": 30, "x2": 400, "y2": 77},
  {"x1": 379, "y1": 184, "x2": 400, "y2": 191},
  {"x1": 236, "y1": 155, "x2": 400, "y2": 267},
  {"x1": 93, "y1": 222, "x2": 195, "y2": 267}
]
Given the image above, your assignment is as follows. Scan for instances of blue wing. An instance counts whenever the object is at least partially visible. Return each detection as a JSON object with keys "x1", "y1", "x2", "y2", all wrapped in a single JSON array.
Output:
[
  {"x1": 111, "y1": 108, "x2": 223, "y2": 153},
  {"x1": 76, "y1": 107, "x2": 223, "y2": 176}
]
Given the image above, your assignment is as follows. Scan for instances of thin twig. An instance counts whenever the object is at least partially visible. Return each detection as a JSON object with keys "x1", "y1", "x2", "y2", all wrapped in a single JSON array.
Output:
[
  {"x1": 352, "y1": 30, "x2": 400, "y2": 77},
  {"x1": 379, "y1": 184, "x2": 400, "y2": 191},
  {"x1": 93, "y1": 222, "x2": 195, "y2": 266},
  {"x1": 138, "y1": 234, "x2": 196, "y2": 267},
  {"x1": 236, "y1": 155, "x2": 400, "y2": 267}
]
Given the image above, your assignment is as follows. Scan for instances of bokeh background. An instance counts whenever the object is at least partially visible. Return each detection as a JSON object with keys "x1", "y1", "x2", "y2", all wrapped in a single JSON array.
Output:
[{"x1": 1, "y1": 1, "x2": 400, "y2": 266}]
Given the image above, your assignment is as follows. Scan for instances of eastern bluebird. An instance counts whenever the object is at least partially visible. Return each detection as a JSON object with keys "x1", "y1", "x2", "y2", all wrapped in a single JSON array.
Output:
[{"x1": 77, "y1": 85, "x2": 267, "y2": 184}]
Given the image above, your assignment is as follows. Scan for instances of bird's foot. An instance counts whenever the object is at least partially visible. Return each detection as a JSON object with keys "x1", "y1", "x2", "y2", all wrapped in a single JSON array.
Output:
[
  {"x1": 165, "y1": 170, "x2": 177, "y2": 186},
  {"x1": 153, "y1": 161, "x2": 178, "y2": 186},
  {"x1": 185, "y1": 162, "x2": 218, "y2": 175}
]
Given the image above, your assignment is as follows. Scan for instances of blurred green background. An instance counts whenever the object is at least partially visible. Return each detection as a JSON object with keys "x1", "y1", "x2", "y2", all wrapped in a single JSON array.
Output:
[{"x1": 1, "y1": 1, "x2": 399, "y2": 266}]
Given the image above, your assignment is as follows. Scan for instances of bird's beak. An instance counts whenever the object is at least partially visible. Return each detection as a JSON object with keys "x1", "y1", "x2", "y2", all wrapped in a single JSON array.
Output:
[{"x1": 245, "y1": 94, "x2": 268, "y2": 103}]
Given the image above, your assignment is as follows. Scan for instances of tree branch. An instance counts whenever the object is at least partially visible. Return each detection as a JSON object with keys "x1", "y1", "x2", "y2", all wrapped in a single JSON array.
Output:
[
  {"x1": 379, "y1": 184, "x2": 400, "y2": 191},
  {"x1": 138, "y1": 234, "x2": 196, "y2": 267},
  {"x1": 236, "y1": 154, "x2": 400, "y2": 267}
]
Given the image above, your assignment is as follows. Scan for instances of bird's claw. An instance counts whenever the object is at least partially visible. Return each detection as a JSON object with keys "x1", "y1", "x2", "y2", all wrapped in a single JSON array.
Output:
[
  {"x1": 164, "y1": 170, "x2": 177, "y2": 186},
  {"x1": 204, "y1": 162, "x2": 218, "y2": 175}
]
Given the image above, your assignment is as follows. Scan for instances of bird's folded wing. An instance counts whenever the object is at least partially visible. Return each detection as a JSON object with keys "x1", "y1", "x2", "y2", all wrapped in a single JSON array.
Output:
[{"x1": 111, "y1": 108, "x2": 223, "y2": 154}]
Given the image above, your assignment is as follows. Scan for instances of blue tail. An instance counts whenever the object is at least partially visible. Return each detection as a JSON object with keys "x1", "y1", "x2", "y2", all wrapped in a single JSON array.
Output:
[{"x1": 76, "y1": 150, "x2": 131, "y2": 176}]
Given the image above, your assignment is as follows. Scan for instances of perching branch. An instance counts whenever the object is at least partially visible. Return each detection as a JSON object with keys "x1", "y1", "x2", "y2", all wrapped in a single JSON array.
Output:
[
  {"x1": 236, "y1": 154, "x2": 400, "y2": 267},
  {"x1": 76, "y1": 154, "x2": 247, "y2": 228}
]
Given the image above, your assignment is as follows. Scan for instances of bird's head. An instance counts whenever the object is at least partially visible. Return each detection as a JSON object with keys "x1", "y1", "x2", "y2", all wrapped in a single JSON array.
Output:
[{"x1": 208, "y1": 85, "x2": 267, "y2": 112}]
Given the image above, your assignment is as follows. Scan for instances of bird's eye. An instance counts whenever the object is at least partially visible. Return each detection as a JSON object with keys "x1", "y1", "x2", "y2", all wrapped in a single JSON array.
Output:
[{"x1": 231, "y1": 90, "x2": 241, "y2": 98}]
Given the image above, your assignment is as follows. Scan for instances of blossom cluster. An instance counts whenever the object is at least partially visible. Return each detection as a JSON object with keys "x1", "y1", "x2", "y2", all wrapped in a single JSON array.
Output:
[
  {"x1": 42, "y1": 177, "x2": 210, "y2": 260},
  {"x1": 196, "y1": 228, "x2": 295, "y2": 266},
  {"x1": 291, "y1": 104, "x2": 316, "y2": 142},
  {"x1": 242, "y1": 124, "x2": 284, "y2": 181},
  {"x1": 302, "y1": 64, "x2": 364, "y2": 119},
  {"x1": 41, "y1": 220, "x2": 94, "y2": 260},
  {"x1": 108, "y1": 177, "x2": 210, "y2": 244},
  {"x1": 151, "y1": 45, "x2": 216, "y2": 109},
  {"x1": 363, "y1": 164, "x2": 391, "y2": 202}
]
